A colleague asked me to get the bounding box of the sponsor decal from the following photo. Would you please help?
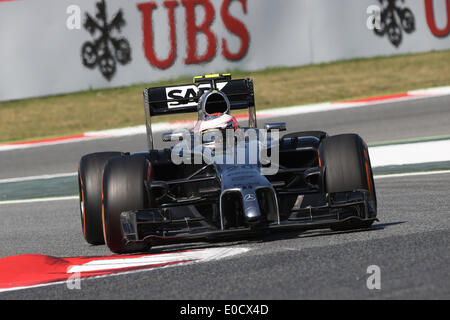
[244,194,256,202]
[81,0,132,80]
[165,82,228,109]
[373,0,415,47]
[167,85,199,109]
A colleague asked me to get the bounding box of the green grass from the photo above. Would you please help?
[1,50,450,143]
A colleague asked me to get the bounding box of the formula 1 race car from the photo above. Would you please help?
[78,74,377,253]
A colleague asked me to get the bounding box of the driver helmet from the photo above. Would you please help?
[195,113,238,135]
[194,89,238,143]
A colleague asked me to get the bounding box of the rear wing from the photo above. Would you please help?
[143,78,255,116]
[143,77,257,150]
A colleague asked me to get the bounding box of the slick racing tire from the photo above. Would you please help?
[78,152,123,245]
[319,134,377,231]
[102,155,151,254]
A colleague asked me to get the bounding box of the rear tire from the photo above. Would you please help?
[78,152,123,245]
[102,155,151,253]
[319,134,377,231]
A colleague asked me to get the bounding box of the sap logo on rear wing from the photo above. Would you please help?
[166,85,198,109]
[165,83,228,109]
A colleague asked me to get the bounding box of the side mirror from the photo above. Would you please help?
[264,122,286,132]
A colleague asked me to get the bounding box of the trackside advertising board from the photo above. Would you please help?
[0,0,449,101]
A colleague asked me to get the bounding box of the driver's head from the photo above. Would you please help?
[196,113,238,136]
[194,89,238,144]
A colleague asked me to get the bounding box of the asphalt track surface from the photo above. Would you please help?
[0,95,449,299]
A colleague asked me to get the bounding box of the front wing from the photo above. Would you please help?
[119,191,377,248]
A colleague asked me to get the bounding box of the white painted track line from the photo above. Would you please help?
[0,172,77,184]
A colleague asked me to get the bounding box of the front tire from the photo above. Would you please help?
[102,155,151,253]
[319,134,377,231]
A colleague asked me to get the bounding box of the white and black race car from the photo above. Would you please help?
[78,74,377,253]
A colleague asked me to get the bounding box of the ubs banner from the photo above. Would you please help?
[0,0,449,101]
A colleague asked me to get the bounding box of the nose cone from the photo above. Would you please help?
[242,192,261,223]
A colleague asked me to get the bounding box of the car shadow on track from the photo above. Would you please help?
[144,221,407,254]
[148,241,250,254]
[259,221,407,242]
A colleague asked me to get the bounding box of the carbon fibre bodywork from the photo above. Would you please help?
[83,74,377,252]
[118,133,377,249]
